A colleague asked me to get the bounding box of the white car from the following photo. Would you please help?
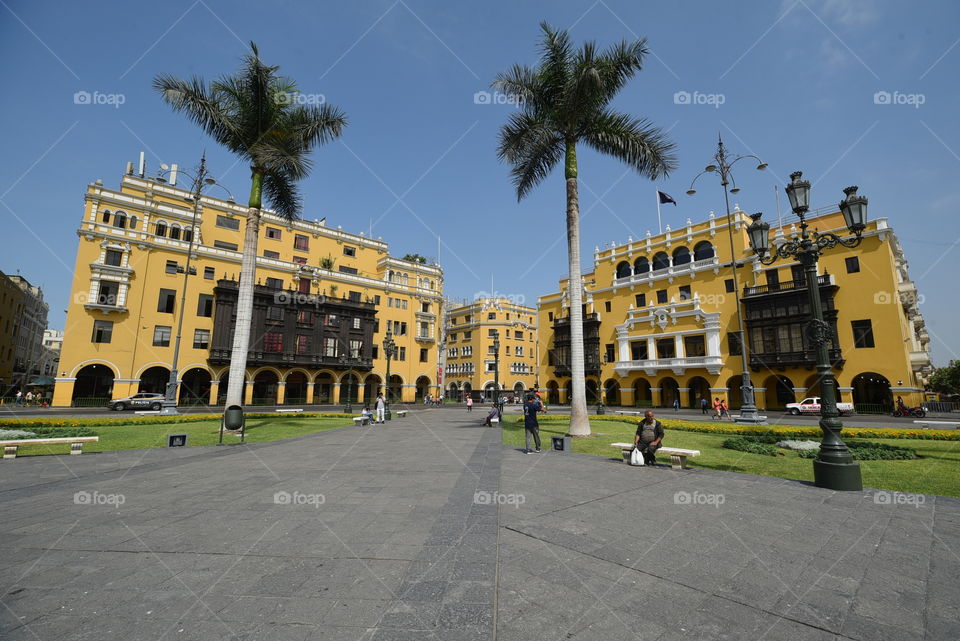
[785,397,855,416]
[108,393,165,411]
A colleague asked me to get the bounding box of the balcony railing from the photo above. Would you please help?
[743,274,831,297]
[613,355,724,375]
[209,348,373,370]
[613,256,720,286]
[748,349,843,370]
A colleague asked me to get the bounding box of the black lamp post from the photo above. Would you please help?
[746,171,867,491]
[687,135,769,424]
[382,326,396,420]
[492,330,501,410]
[338,353,356,414]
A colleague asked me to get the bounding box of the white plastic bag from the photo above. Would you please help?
[630,447,645,466]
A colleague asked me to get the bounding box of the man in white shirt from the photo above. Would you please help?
[375,393,386,424]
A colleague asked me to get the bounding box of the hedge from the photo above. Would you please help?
[0,412,355,429]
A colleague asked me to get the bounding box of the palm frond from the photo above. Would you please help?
[581,109,677,179]
[152,75,235,144]
[262,170,301,219]
[497,112,563,200]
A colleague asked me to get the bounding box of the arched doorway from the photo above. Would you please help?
[660,377,679,408]
[365,375,383,405]
[252,370,279,405]
[315,373,334,404]
[687,376,710,409]
[851,372,892,413]
[483,382,498,402]
[285,371,308,405]
[763,375,795,410]
[694,240,715,261]
[725,375,742,409]
[340,373,360,403]
[803,373,843,404]
[415,376,430,401]
[513,382,525,400]
[72,364,114,405]
[603,379,620,405]
[217,373,229,405]
[632,378,652,407]
[387,375,403,404]
[448,382,460,401]
[138,366,170,394]
[585,379,599,404]
[616,261,631,279]
[652,251,669,271]
[546,380,559,405]
[179,368,211,405]
[462,382,473,402]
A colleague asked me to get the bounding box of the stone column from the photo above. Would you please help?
[244,381,254,405]
[276,381,286,405]
[52,377,76,407]
[650,387,662,407]
[208,380,219,406]
[305,382,315,405]
[753,387,766,410]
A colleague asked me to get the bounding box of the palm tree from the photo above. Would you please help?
[155,43,347,407]
[494,23,676,437]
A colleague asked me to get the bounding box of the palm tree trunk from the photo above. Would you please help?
[564,141,591,437]
[225,170,263,406]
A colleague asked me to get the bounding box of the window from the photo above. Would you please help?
[605,301,611,312]
[372,345,379,359]
[516,345,524,356]
[193,329,210,350]
[197,294,213,318]
[515,331,524,339]
[349,291,361,303]
[635,293,646,307]
[845,257,860,274]
[298,278,310,294]
[182,228,192,242]
[339,266,358,275]
[97,282,118,305]
[630,341,647,360]
[263,332,283,353]
[724,279,735,293]
[91,320,113,343]
[373,295,381,305]
[421,302,431,313]
[155,221,167,237]
[353,317,361,329]
[464,315,472,323]
[113,212,127,229]
[101,210,111,223]
[679,285,692,300]
[165,260,178,274]
[293,256,307,265]
[169,226,181,240]
[605,343,615,362]
[464,331,472,339]
[104,250,123,267]
[214,240,238,251]
[266,306,284,321]
[297,310,313,325]
[343,245,356,257]
[488,312,496,320]
[765,269,780,288]
[656,289,667,304]
[265,227,282,240]
[152,325,172,347]
[684,335,706,357]
[265,277,283,290]
[488,329,497,337]
[158,289,176,313]
[323,337,338,357]
[791,264,806,284]
[349,340,363,359]
[728,331,743,356]
[656,338,675,359]
[295,234,309,251]
[203,266,215,280]
[216,215,239,230]
[263,250,280,259]
[852,320,875,348]
[398,346,406,361]
[296,335,311,355]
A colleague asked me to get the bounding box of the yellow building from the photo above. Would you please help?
[443,298,538,402]
[537,208,932,412]
[0,271,25,391]
[54,160,444,407]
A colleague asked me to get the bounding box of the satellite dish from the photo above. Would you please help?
[160,163,169,170]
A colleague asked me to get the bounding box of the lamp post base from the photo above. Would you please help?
[813,459,863,491]
[157,402,180,416]
[734,407,768,425]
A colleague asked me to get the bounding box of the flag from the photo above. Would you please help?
[657,190,677,206]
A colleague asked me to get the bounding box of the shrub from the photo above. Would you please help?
[0,426,98,439]
[0,412,354,429]
[797,440,917,460]
[777,440,821,451]
[722,437,780,456]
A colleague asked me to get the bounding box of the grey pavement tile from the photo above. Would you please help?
[840,612,924,641]
[322,598,392,627]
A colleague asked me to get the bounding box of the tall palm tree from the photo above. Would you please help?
[495,23,676,437]
[155,43,347,407]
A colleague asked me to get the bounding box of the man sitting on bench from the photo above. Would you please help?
[634,410,664,465]
[483,404,501,427]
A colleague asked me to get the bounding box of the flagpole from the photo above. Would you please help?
[656,190,662,234]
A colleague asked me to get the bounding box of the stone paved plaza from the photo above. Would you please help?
[1,411,958,640]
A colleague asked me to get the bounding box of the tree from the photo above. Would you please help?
[494,23,676,436]
[155,43,347,407]
[402,253,428,264]
[929,361,960,396]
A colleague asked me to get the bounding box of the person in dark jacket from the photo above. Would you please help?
[523,393,543,454]
[633,410,664,465]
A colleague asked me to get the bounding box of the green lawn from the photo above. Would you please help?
[8,416,352,457]
[504,419,960,498]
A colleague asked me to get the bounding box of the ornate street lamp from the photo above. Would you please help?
[492,330,501,410]
[746,171,867,491]
[156,154,234,415]
[382,326,396,420]
[338,352,356,414]
[687,135,769,424]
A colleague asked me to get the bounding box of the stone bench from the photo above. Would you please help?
[276,408,303,413]
[615,410,643,416]
[353,416,371,426]
[914,420,959,429]
[2,436,100,459]
[395,410,407,418]
[610,442,701,470]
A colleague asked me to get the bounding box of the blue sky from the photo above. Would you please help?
[1,0,958,366]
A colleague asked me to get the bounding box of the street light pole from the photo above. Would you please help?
[746,171,867,491]
[492,330,501,410]
[382,326,396,420]
[687,136,769,424]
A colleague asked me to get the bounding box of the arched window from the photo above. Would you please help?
[615,261,631,279]
[169,225,181,241]
[183,227,193,243]
[694,241,715,261]
[113,211,127,229]
[155,221,167,237]
[101,209,111,223]
[128,215,138,230]
[672,246,691,266]
[634,257,649,274]
[652,251,670,271]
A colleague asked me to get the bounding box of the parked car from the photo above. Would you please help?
[785,397,855,416]
[108,393,165,411]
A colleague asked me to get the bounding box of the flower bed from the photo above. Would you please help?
[0,412,354,429]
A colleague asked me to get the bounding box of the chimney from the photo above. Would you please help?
[137,151,145,178]
[169,163,178,186]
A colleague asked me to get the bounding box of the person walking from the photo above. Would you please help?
[466,396,473,412]
[14,390,22,406]
[672,396,680,412]
[633,410,665,465]
[700,397,708,415]
[375,393,386,424]
[712,397,722,420]
[720,399,730,419]
[523,393,543,454]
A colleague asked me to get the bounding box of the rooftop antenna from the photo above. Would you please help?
[775,183,783,231]
[138,151,145,178]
